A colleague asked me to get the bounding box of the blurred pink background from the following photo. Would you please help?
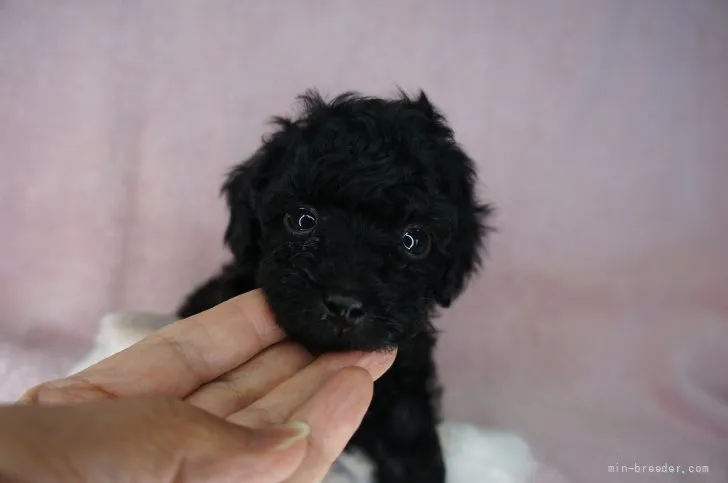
[1,1,727,481]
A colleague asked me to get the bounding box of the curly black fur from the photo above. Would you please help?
[177,89,491,483]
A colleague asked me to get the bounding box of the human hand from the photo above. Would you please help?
[8,289,397,482]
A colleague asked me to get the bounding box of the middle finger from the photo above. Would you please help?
[185,341,314,417]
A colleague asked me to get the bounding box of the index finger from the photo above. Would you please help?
[22,289,286,403]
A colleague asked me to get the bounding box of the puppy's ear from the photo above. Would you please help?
[436,203,491,307]
[222,161,261,266]
[434,151,493,307]
[222,120,295,267]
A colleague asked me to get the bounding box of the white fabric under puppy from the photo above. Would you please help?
[68,312,537,483]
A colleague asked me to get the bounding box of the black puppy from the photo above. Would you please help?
[177,89,490,483]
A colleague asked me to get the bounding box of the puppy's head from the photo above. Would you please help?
[223,90,491,353]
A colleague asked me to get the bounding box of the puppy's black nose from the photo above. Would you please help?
[323,292,365,325]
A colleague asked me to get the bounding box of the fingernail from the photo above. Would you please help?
[16,394,34,405]
[16,386,41,405]
[357,349,397,375]
[250,421,310,452]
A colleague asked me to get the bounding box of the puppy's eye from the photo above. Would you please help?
[401,227,430,258]
[285,207,317,234]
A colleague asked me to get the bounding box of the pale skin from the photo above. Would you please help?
[0,289,397,483]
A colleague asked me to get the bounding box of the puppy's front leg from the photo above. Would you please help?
[369,399,445,483]
[176,263,255,318]
[350,335,445,483]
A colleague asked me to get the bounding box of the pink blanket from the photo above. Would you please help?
[1,2,726,481]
